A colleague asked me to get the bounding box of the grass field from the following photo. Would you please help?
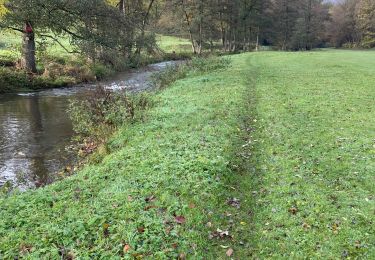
[246,50,375,258]
[156,35,192,54]
[0,50,374,258]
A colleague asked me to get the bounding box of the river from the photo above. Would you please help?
[0,61,178,190]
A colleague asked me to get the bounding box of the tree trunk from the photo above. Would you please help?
[21,22,37,73]
[119,0,125,14]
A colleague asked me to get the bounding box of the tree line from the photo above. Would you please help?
[0,0,374,72]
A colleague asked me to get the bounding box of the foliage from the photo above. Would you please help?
[68,86,153,141]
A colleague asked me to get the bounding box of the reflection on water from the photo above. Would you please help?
[0,61,180,190]
[0,94,75,189]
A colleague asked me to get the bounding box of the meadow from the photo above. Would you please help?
[0,50,374,258]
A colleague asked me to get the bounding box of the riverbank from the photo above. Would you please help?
[1,50,374,258]
[0,32,192,94]
[0,53,191,94]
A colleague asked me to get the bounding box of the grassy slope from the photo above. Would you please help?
[0,50,374,259]
[0,54,250,258]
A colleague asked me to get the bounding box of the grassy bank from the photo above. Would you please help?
[0,54,248,258]
[0,50,374,258]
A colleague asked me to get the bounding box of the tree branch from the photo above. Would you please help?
[39,34,80,54]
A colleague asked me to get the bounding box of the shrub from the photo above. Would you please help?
[89,63,114,80]
[0,68,29,93]
[68,86,152,141]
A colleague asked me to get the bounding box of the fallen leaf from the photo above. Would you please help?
[127,195,134,202]
[227,198,240,208]
[175,216,186,224]
[178,253,186,259]
[145,195,156,203]
[144,205,157,211]
[123,244,131,253]
[103,223,110,237]
[226,248,234,257]
[211,228,232,239]
[302,222,311,229]
[189,203,196,208]
[288,206,298,215]
[137,226,145,233]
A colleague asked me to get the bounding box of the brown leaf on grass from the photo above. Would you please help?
[137,226,145,233]
[103,223,110,237]
[178,253,186,259]
[19,244,33,254]
[226,248,234,257]
[127,195,134,202]
[227,198,240,208]
[302,222,311,229]
[145,195,156,203]
[144,205,157,211]
[189,203,196,209]
[123,244,131,253]
[175,216,186,224]
[211,228,232,239]
[288,206,298,215]
[332,222,340,234]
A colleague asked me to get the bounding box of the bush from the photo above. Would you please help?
[0,68,29,93]
[68,86,152,141]
[89,63,114,80]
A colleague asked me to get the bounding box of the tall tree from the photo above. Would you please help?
[356,0,375,48]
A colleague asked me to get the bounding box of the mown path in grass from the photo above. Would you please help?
[0,51,374,259]
[245,50,375,258]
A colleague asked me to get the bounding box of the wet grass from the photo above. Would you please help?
[0,50,374,258]
[244,50,375,258]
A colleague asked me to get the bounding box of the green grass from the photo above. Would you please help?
[246,50,375,258]
[0,30,73,59]
[0,50,374,258]
[156,35,192,54]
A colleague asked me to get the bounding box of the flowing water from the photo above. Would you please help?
[0,61,179,190]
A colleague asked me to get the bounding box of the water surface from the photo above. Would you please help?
[0,61,178,189]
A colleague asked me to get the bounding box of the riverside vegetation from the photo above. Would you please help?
[0,50,374,258]
[0,32,191,93]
